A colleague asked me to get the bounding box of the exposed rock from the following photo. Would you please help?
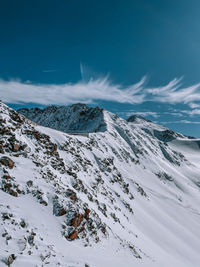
[7,254,16,266]
[77,214,84,226]
[28,232,36,246]
[34,131,41,140]
[0,143,4,154]
[20,219,27,228]
[3,175,11,180]
[26,180,33,187]
[78,222,86,233]
[71,213,84,228]
[12,143,19,152]
[84,209,91,219]
[68,231,78,240]
[70,194,77,201]
[57,208,67,216]
[0,156,14,169]
[70,214,77,226]
[9,189,18,197]
[65,189,77,201]
[40,200,48,206]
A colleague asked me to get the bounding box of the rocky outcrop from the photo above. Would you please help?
[57,208,67,216]
[0,156,14,168]
[7,254,16,266]
[68,231,78,240]
[71,213,84,228]
[0,143,4,154]
[12,143,19,152]
[84,209,90,219]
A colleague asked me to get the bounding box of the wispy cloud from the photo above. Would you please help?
[0,77,146,105]
[162,120,200,125]
[146,78,200,104]
[180,109,200,116]
[0,76,200,107]
[187,109,200,115]
[189,103,200,109]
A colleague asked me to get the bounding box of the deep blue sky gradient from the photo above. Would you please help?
[1,0,200,136]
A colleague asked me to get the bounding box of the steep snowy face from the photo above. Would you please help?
[1,101,200,267]
[18,103,107,133]
[127,114,185,142]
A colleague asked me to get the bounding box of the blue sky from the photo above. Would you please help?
[1,0,200,137]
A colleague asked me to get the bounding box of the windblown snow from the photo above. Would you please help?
[0,101,200,267]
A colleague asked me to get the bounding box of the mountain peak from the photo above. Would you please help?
[18,103,107,133]
[127,114,152,123]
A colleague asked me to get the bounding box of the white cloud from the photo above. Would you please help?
[0,77,146,105]
[162,120,200,124]
[0,76,200,107]
[189,103,200,109]
[181,109,200,116]
[146,78,200,104]
[188,109,200,115]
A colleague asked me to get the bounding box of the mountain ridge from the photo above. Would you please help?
[1,101,200,267]
[18,103,107,134]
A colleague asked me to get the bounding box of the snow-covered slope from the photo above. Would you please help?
[1,101,200,267]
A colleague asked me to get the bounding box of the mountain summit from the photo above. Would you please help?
[1,101,200,267]
[18,104,107,133]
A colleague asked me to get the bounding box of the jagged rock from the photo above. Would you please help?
[26,180,33,187]
[2,182,18,197]
[84,209,90,219]
[70,194,77,201]
[3,175,11,180]
[68,231,78,240]
[65,189,77,201]
[34,131,41,140]
[20,219,27,228]
[3,183,12,191]
[28,232,36,246]
[70,214,77,226]
[12,143,19,152]
[78,221,86,233]
[40,200,48,206]
[77,214,84,226]
[2,212,10,220]
[9,189,18,197]
[7,254,16,266]
[0,156,14,168]
[57,208,67,216]
[71,213,84,228]
[0,127,11,135]
[0,144,4,153]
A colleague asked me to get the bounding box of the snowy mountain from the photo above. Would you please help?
[1,101,200,267]
[18,104,106,133]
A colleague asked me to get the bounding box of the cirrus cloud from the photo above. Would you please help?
[0,76,200,107]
